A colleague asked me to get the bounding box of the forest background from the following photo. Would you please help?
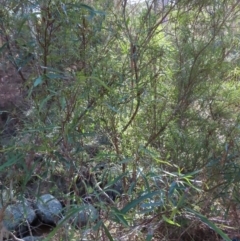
[1,0,240,240]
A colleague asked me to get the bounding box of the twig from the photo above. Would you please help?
[90,173,115,205]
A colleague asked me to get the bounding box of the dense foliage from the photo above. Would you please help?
[1,0,240,240]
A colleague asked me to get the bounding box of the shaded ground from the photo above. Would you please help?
[0,64,25,109]
[0,61,31,145]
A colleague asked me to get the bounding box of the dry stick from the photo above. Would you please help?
[121,0,142,185]
[9,232,25,241]
[0,225,24,241]
[25,220,34,240]
[141,1,176,51]
[0,202,9,241]
[0,227,10,241]
[9,232,41,241]
[55,77,114,147]
[90,173,115,205]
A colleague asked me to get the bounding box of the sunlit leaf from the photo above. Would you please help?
[162,215,180,227]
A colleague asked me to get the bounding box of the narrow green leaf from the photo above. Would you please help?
[27,86,34,98]
[121,191,159,214]
[0,43,7,53]
[33,76,43,87]
[152,156,173,166]
[110,207,128,226]
[39,95,53,111]
[60,97,66,110]
[105,103,119,113]
[140,200,164,214]
[181,169,201,178]
[104,172,127,189]
[119,157,133,164]
[91,76,111,91]
[0,157,18,171]
[139,146,172,166]
[162,215,180,227]
[102,223,114,241]
[187,208,231,241]
[176,192,186,209]
[138,168,151,192]
[168,181,177,196]
[146,234,153,241]
[93,220,102,231]
[46,73,63,79]
[169,206,180,220]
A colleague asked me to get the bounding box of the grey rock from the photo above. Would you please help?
[22,236,43,241]
[105,179,123,201]
[3,200,36,231]
[69,204,99,228]
[95,134,111,146]
[35,194,62,225]
[96,164,124,201]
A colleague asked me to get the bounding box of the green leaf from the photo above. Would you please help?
[121,191,159,214]
[139,146,172,166]
[16,15,28,34]
[104,172,127,189]
[76,74,111,91]
[186,208,231,241]
[105,103,119,113]
[162,215,180,227]
[91,76,111,91]
[0,42,7,53]
[110,207,128,226]
[33,76,43,87]
[169,206,180,220]
[138,168,151,193]
[102,222,114,241]
[39,95,53,111]
[146,234,153,241]
[168,181,177,196]
[0,156,19,171]
[60,97,66,110]
[46,73,63,79]
[140,200,164,212]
